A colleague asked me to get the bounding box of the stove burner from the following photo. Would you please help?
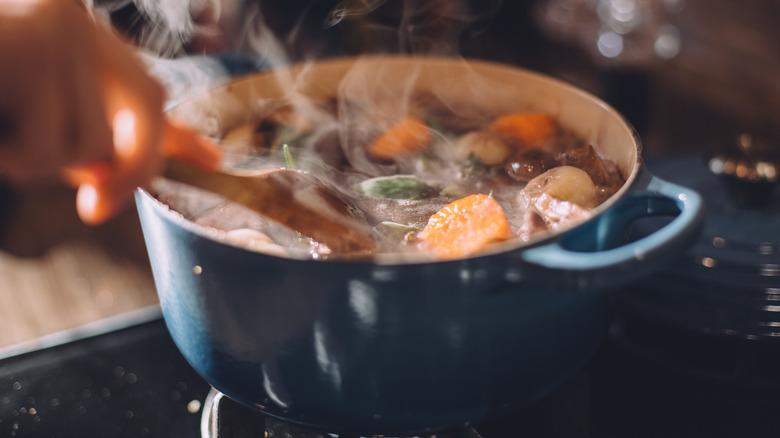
[201,388,484,438]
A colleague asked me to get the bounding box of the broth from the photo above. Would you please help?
[156,93,625,260]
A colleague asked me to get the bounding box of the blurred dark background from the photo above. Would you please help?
[341,0,780,158]
[173,0,780,157]
[110,0,780,158]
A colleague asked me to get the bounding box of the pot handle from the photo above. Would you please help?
[520,168,705,287]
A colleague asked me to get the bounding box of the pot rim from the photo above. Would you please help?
[143,55,644,266]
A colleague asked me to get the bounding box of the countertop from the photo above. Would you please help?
[0,183,158,349]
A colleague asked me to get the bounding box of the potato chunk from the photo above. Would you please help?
[520,166,598,209]
[454,131,511,165]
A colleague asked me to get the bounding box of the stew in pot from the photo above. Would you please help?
[155,93,625,260]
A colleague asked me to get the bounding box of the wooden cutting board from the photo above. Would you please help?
[0,184,159,349]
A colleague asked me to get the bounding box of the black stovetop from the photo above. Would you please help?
[0,314,208,438]
[3,307,780,438]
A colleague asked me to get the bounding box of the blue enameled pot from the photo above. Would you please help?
[135,56,704,436]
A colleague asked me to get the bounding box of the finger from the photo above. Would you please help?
[59,25,116,189]
[68,35,114,167]
[62,161,113,188]
[95,31,166,173]
[74,182,103,225]
[1,5,114,185]
[75,107,159,224]
[74,180,127,225]
[72,109,139,224]
[74,31,166,224]
[0,1,89,183]
[7,67,71,183]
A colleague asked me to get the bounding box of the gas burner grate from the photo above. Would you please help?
[201,388,483,438]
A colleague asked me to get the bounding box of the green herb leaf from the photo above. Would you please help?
[283,144,296,170]
[461,153,486,177]
[355,175,439,200]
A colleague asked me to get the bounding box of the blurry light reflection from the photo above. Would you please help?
[548,3,576,24]
[760,264,780,277]
[459,268,471,283]
[537,0,684,64]
[261,364,290,409]
[313,322,342,393]
[610,0,638,23]
[654,25,681,59]
[348,280,378,328]
[187,399,202,414]
[736,163,749,178]
[700,257,716,268]
[756,162,777,181]
[598,31,624,57]
[709,159,725,174]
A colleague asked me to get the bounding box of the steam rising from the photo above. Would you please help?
[325,0,388,28]
[235,0,505,61]
[118,0,505,62]
[123,0,508,106]
[216,0,510,175]
[131,0,204,56]
[143,0,527,257]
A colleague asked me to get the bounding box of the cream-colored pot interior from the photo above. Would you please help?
[167,55,642,256]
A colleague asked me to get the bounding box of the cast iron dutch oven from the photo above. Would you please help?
[135,56,704,436]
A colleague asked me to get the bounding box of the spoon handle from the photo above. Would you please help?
[163,159,377,255]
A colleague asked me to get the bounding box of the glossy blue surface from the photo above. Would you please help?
[134,165,703,435]
[523,168,705,286]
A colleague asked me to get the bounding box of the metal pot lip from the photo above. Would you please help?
[143,55,644,267]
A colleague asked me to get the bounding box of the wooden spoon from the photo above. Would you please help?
[163,159,377,255]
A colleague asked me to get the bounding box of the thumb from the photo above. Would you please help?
[67,117,224,225]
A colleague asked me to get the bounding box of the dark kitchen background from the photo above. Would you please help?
[1,1,779,437]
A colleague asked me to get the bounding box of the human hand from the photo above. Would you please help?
[0,0,221,224]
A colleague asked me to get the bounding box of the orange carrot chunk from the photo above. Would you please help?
[367,115,432,160]
[490,113,557,149]
[417,193,511,260]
